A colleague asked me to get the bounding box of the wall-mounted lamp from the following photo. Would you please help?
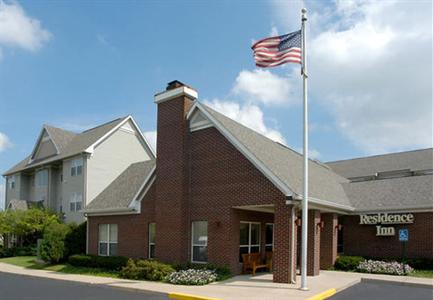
[317,220,325,229]
[336,224,343,231]
[295,218,302,226]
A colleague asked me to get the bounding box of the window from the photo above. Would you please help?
[265,223,274,252]
[71,158,83,177]
[36,169,48,186]
[9,175,15,189]
[98,224,118,256]
[148,223,156,259]
[192,221,208,263]
[69,193,83,212]
[239,222,261,262]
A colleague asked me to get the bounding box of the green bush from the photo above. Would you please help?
[0,246,37,258]
[63,222,86,259]
[68,254,128,271]
[403,258,433,270]
[120,259,175,281]
[172,262,231,281]
[39,222,70,263]
[334,256,365,271]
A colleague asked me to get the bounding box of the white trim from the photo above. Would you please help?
[190,123,214,132]
[352,206,433,214]
[84,207,137,216]
[128,166,156,210]
[154,86,198,104]
[84,116,155,158]
[191,220,208,263]
[188,102,293,196]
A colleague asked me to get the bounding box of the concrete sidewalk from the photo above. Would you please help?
[0,262,431,300]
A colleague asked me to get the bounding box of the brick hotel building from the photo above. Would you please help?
[84,81,433,283]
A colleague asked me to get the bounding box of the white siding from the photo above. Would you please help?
[86,120,151,206]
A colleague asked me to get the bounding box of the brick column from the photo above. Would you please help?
[320,213,338,270]
[273,202,296,283]
[307,210,321,276]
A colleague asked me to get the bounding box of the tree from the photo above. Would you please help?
[39,221,70,263]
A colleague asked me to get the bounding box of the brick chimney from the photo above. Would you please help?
[153,80,197,263]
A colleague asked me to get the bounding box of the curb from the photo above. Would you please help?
[361,278,433,289]
[306,288,336,300]
[168,293,222,300]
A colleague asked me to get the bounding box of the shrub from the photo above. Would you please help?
[172,262,231,281]
[357,259,413,275]
[68,254,128,271]
[403,258,433,270]
[63,222,86,259]
[68,254,128,270]
[334,256,365,271]
[120,259,175,281]
[167,269,218,285]
[39,222,70,263]
[0,245,37,258]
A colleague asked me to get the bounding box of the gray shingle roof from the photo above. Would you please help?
[85,160,155,211]
[341,174,433,211]
[326,148,433,179]
[200,103,353,209]
[3,117,128,176]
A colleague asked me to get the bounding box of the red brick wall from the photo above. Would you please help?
[307,210,321,276]
[87,183,156,258]
[320,213,338,269]
[188,127,288,276]
[154,96,194,263]
[341,212,433,259]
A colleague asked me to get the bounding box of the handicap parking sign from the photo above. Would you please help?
[399,229,409,242]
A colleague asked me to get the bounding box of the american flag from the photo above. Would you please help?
[252,30,302,68]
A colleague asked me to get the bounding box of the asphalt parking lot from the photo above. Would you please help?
[0,272,167,300]
[329,281,433,300]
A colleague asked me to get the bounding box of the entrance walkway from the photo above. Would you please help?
[0,263,431,300]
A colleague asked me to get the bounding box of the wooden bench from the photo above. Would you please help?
[241,252,273,275]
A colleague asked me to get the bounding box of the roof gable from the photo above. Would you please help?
[188,101,353,211]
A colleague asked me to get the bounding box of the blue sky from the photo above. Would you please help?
[0,0,432,208]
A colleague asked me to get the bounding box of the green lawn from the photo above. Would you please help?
[409,269,433,278]
[0,256,120,278]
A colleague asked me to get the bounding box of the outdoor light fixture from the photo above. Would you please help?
[336,224,343,231]
[317,221,325,229]
[295,218,302,226]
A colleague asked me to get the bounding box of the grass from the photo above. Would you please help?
[409,269,433,278]
[0,256,120,278]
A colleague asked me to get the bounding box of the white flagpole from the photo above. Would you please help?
[300,7,309,291]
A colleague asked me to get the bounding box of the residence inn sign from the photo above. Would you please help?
[359,213,414,236]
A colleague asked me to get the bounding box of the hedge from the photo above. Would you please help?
[68,254,128,270]
[0,246,37,258]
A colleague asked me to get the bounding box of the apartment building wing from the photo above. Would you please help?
[3,116,154,223]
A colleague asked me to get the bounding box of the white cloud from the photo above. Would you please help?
[204,99,286,144]
[0,132,12,152]
[0,0,51,53]
[232,69,296,105]
[271,0,433,154]
[144,130,157,152]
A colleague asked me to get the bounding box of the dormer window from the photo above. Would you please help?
[71,158,83,177]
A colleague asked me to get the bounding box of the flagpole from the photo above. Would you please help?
[300,7,309,291]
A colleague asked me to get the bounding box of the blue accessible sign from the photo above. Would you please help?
[399,229,409,242]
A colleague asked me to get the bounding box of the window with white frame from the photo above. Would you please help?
[36,169,48,186]
[69,193,83,212]
[192,221,208,263]
[148,223,156,259]
[70,158,83,177]
[239,222,261,262]
[265,223,274,252]
[8,175,15,189]
[98,224,118,256]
